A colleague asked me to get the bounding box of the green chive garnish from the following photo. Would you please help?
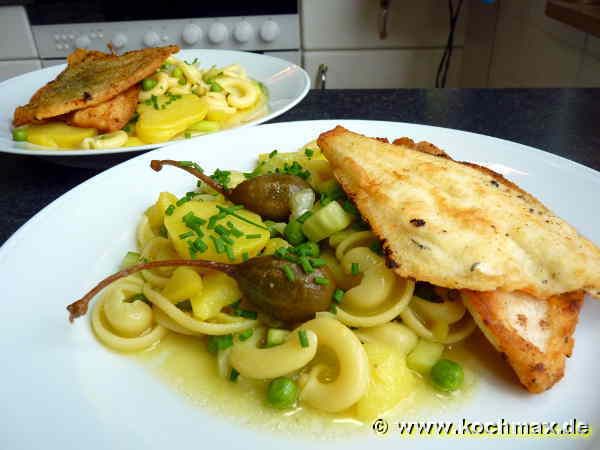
[210,236,225,253]
[159,224,168,237]
[193,238,208,252]
[269,149,278,158]
[351,262,360,276]
[176,196,190,206]
[245,233,262,239]
[310,258,327,268]
[333,288,344,304]
[179,231,194,239]
[226,221,244,237]
[229,368,240,382]
[304,148,314,158]
[314,276,329,285]
[299,257,314,274]
[329,303,338,314]
[238,329,253,341]
[224,244,235,261]
[165,204,175,216]
[298,330,309,348]
[296,211,313,224]
[214,224,230,236]
[242,252,249,262]
[282,265,295,282]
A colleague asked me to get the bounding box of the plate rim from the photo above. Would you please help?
[0,49,310,157]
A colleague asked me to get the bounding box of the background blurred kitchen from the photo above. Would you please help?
[0,0,598,88]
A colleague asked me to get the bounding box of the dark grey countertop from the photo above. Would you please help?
[1,88,599,246]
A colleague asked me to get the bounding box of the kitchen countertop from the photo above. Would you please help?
[1,88,599,246]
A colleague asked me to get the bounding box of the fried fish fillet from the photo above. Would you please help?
[317,126,600,300]
[64,84,140,132]
[462,290,582,392]
[13,45,178,126]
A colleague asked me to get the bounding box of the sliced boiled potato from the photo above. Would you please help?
[145,192,178,231]
[123,136,146,147]
[162,267,203,303]
[136,94,208,143]
[190,271,241,320]
[163,200,269,264]
[354,342,415,421]
[26,122,97,149]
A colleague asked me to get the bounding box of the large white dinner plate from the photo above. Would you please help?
[0,49,309,156]
[0,120,598,450]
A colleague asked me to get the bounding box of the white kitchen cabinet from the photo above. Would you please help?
[301,0,467,49]
[304,49,463,89]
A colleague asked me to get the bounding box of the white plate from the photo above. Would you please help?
[0,120,598,450]
[0,49,309,156]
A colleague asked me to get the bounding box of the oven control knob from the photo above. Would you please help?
[75,35,91,49]
[182,24,202,45]
[208,22,228,44]
[111,33,128,49]
[143,31,160,47]
[233,21,253,43]
[259,20,280,42]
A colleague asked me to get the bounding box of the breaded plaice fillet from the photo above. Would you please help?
[462,290,582,393]
[13,45,178,126]
[317,126,600,300]
[65,84,140,133]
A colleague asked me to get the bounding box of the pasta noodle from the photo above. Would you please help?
[298,317,370,413]
[230,327,318,379]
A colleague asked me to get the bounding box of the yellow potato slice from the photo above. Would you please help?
[26,122,97,149]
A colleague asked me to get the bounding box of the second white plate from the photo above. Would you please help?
[0,49,310,157]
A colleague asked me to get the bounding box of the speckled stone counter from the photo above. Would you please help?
[1,88,599,245]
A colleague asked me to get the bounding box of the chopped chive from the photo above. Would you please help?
[269,149,278,158]
[238,329,254,341]
[281,265,295,282]
[210,236,225,253]
[226,221,244,237]
[238,309,258,319]
[314,276,329,286]
[187,241,198,259]
[342,199,359,215]
[151,95,159,110]
[207,334,233,353]
[185,191,198,199]
[193,238,208,252]
[197,180,203,188]
[176,196,190,206]
[165,204,175,216]
[298,330,309,348]
[229,368,240,382]
[245,233,262,239]
[224,244,235,261]
[304,148,314,158]
[158,224,168,237]
[310,258,327,268]
[296,211,313,224]
[214,224,230,236]
[351,262,360,276]
[299,256,314,274]
[208,211,228,229]
[216,205,269,230]
[329,303,338,314]
[184,131,192,139]
[220,234,234,245]
[332,288,344,304]
[182,212,206,226]
[242,252,249,262]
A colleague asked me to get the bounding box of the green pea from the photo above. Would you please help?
[171,66,183,78]
[284,219,306,246]
[430,359,464,392]
[12,127,27,142]
[267,377,298,409]
[142,78,158,91]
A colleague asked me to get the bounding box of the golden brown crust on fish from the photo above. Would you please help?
[65,84,139,132]
[13,45,178,126]
[462,290,582,393]
[317,126,600,299]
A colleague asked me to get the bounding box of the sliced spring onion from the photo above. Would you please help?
[351,262,360,276]
[301,201,353,242]
[165,204,175,216]
[314,276,329,286]
[332,288,344,304]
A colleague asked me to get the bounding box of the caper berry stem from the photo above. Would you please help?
[67,258,234,322]
[150,159,230,196]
